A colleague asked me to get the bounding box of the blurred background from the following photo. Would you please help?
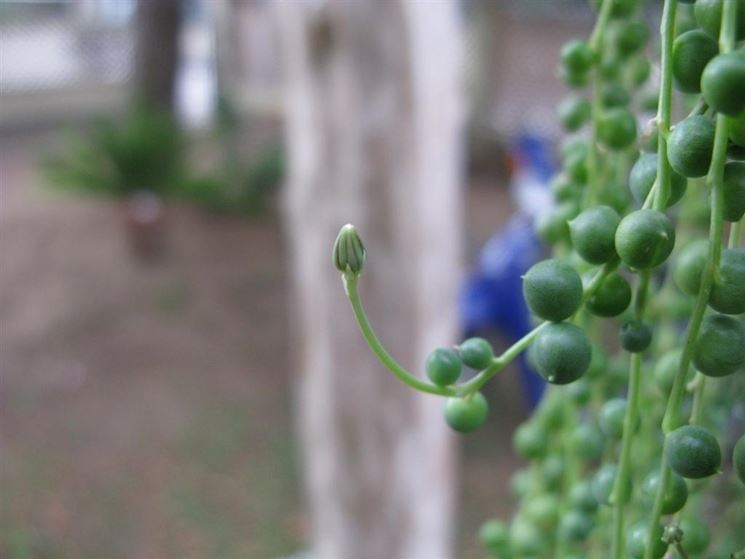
[0,1,637,558]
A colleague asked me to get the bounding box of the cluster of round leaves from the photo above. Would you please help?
[668,115,716,178]
[522,260,592,385]
[629,153,687,207]
[471,2,745,557]
[427,338,494,433]
[333,3,745,558]
[671,240,745,379]
[615,209,676,270]
[674,243,745,316]
[668,2,745,231]
[558,0,647,153]
[527,195,677,383]
[502,393,613,557]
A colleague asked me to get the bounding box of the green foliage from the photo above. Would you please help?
[672,29,719,93]
[667,115,716,178]
[425,348,462,386]
[627,522,668,559]
[522,259,583,321]
[701,52,745,116]
[585,271,632,317]
[443,393,488,433]
[619,319,653,353]
[44,106,184,197]
[178,145,284,215]
[629,153,687,207]
[44,105,284,216]
[459,337,495,370]
[598,107,638,149]
[513,421,549,461]
[641,471,688,515]
[734,434,745,485]
[532,323,592,385]
[569,205,621,264]
[693,314,745,376]
[665,425,722,479]
[335,1,745,557]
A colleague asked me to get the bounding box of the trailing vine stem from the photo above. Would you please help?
[730,218,744,247]
[642,0,679,212]
[686,98,708,119]
[661,0,735,436]
[644,2,736,558]
[674,542,690,559]
[653,0,677,211]
[685,204,740,424]
[610,271,650,559]
[634,1,680,556]
[343,273,457,397]
[329,0,745,552]
[685,202,742,426]
[456,322,547,397]
[554,395,580,559]
[584,0,616,208]
[688,372,707,425]
[341,257,619,399]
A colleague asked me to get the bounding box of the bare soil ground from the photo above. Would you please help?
[1,133,531,559]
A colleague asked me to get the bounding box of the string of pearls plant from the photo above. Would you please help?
[333,0,745,557]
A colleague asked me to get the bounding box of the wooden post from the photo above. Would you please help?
[134,0,182,112]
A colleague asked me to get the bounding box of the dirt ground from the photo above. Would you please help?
[0,132,531,559]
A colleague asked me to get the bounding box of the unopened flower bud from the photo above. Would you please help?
[333,224,366,275]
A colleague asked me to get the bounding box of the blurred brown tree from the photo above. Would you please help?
[135,0,183,112]
[278,2,465,558]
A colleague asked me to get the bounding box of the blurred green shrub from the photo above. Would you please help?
[45,106,185,198]
[179,145,284,215]
[44,105,284,215]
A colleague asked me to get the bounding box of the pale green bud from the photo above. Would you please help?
[332,224,366,275]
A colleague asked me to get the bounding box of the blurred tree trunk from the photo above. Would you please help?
[134,0,182,112]
[278,2,464,558]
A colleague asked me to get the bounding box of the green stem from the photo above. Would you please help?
[634,271,651,316]
[661,107,728,434]
[584,0,615,208]
[729,219,743,248]
[688,373,706,425]
[661,269,712,432]
[661,0,735,429]
[645,4,735,558]
[585,80,603,208]
[686,98,707,119]
[610,503,625,559]
[589,0,615,49]
[644,459,672,559]
[648,89,728,559]
[654,0,677,211]
[457,322,548,396]
[610,272,649,559]
[717,0,738,52]
[344,274,457,397]
[613,354,643,495]
[639,0,680,212]
[584,258,620,297]
[674,542,691,559]
[555,396,579,559]
[343,258,618,399]
[642,181,657,209]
